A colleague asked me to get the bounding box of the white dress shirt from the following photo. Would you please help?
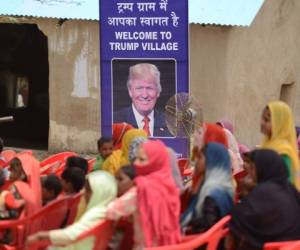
[132,104,154,136]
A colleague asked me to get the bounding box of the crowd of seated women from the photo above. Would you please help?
[0,100,299,250]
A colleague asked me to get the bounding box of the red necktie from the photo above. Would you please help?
[143,116,151,136]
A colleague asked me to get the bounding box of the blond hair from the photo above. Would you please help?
[127,63,161,92]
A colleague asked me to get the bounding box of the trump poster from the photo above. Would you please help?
[100,0,189,157]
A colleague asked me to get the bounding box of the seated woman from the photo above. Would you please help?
[112,122,134,150]
[260,101,300,189]
[102,129,147,176]
[181,143,234,234]
[26,171,117,250]
[128,136,183,192]
[9,154,42,210]
[107,140,181,249]
[230,149,300,250]
[0,169,24,220]
[0,153,42,243]
[109,165,136,250]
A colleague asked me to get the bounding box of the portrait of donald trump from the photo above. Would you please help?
[113,59,175,137]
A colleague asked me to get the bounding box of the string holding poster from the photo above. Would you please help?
[100,0,189,157]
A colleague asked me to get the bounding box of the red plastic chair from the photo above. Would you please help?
[54,162,66,177]
[145,215,231,250]
[40,152,78,168]
[0,194,80,250]
[88,158,96,173]
[40,152,78,175]
[29,220,114,250]
[177,158,191,177]
[1,150,17,161]
[0,150,17,167]
[264,241,300,250]
[233,169,247,181]
[17,150,33,156]
[63,193,82,226]
[40,161,62,175]
[282,241,300,250]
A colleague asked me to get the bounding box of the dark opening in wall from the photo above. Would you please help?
[280,81,295,106]
[0,23,49,149]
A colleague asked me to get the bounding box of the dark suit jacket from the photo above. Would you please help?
[114,106,172,137]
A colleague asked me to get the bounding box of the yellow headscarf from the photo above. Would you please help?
[102,129,147,175]
[261,101,300,190]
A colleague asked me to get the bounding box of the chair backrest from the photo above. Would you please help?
[0,195,74,248]
[88,158,96,173]
[40,161,62,175]
[17,150,33,156]
[54,162,66,177]
[1,150,17,166]
[145,215,231,250]
[76,220,114,250]
[281,241,300,250]
[40,152,78,168]
[29,220,114,250]
[39,197,70,232]
[233,169,247,181]
[63,192,82,226]
[177,158,189,176]
[264,241,300,250]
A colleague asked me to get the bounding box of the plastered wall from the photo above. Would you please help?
[2,0,300,152]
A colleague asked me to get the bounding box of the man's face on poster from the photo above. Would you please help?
[128,76,160,116]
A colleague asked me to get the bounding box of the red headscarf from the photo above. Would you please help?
[112,123,134,150]
[192,123,228,192]
[15,153,42,207]
[14,181,41,235]
[135,140,180,247]
[14,153,42,235]
[203,123,228,148]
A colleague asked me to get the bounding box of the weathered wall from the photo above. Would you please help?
[0,17,100,153]
[37,19,100,153]
[190,0,300,147]
[2,0,300,152]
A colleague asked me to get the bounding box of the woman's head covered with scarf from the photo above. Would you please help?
[247,149,288,184]
[261,101,300,189]
[102,128,147,175]
[192,123,229,191]
[230,149,300,249]
[181,143,234,227]
[134,140,180,247]
[120,129,147,166]
[112,122,134,150]
[47,171,117,250]
[193,123,228,152]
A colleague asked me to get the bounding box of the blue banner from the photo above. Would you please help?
[100,0,189,157]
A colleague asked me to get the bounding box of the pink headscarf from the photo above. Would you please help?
[16,153,42,206]
[13,153,42,235]
[216,119,235,134]
[135,140,181,247]
[239,144,250,155]
[14,181,41,235]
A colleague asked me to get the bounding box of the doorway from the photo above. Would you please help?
[0,23,49,149]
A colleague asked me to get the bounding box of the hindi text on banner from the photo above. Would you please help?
[136,2,156,12]
[117,2,134,13]
[140,17,169,26]
[108,17,137,26]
